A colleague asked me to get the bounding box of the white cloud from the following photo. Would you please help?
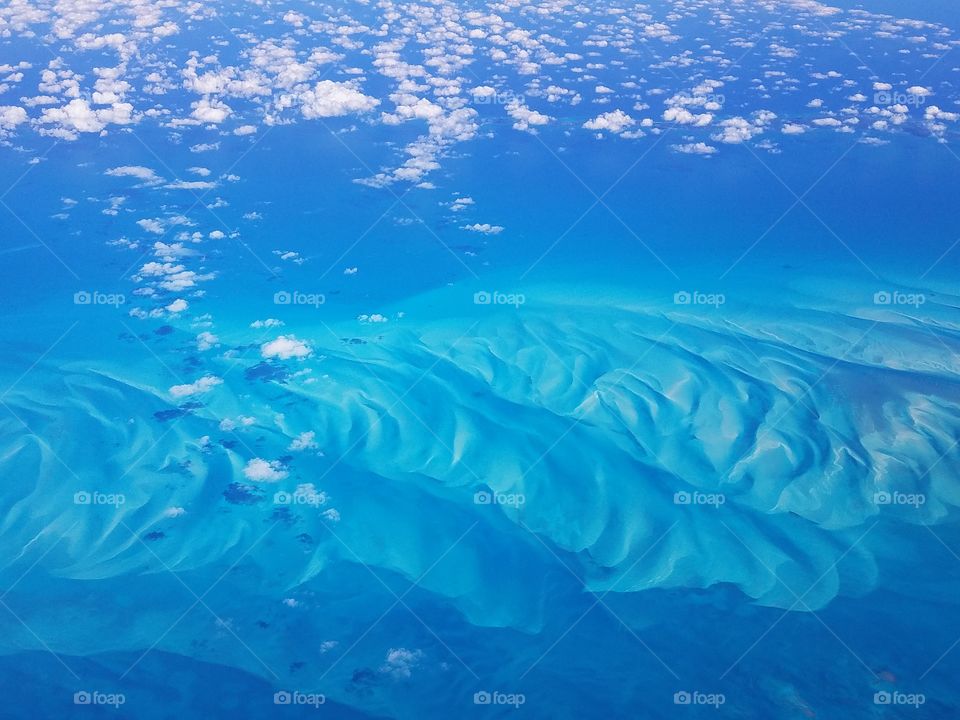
[251,318,284,328]
[461,223,504,235]
[261,335,312,360]
[196,331,218,351]
[379,648,423,679]
[583,109,635,134]
[300,80,379,118]
[190,98,232,124]
[163,180,218,190]
[663,107,713,126]
[0,105,28,133]
[39,98,135,138]
[357,313,388,324]
[673,142,717,155]
[242,458,288,482]
[505,100,551,131]
[105,165,160,184]
[169,375,222,398]
[137,218,164,234]
[289,431,318,451]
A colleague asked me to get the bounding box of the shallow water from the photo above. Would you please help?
[2,0,960,717]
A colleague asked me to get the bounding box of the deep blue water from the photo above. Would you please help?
[1,1,960,718]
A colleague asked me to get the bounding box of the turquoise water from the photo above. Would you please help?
[2,0,960,717]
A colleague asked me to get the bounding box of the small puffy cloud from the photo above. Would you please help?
[39,98,135,138]
[505,100,551,131]
[470,85,497,99]
[782,123,807,135]
[164,180,218,190]
[242,458,288,482]
[300,80,379,118]
[357,313,388,324]
[906,86,932,98]
[261,335,312,360]
[583,109,635,133]
[379,648,424,679]
[0,106,27,133]
[169,375,222,397]
[166,298,188,313]
[106,165,161,184]
[289,431,318,451]
[461,223,503,235]
[197,331,219,351]
[663,107,712,126]
[250,318,283,328]
[137,218,164,234]
[190,98,232,124]
[712,115,768,144]
[672,142,717,155]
